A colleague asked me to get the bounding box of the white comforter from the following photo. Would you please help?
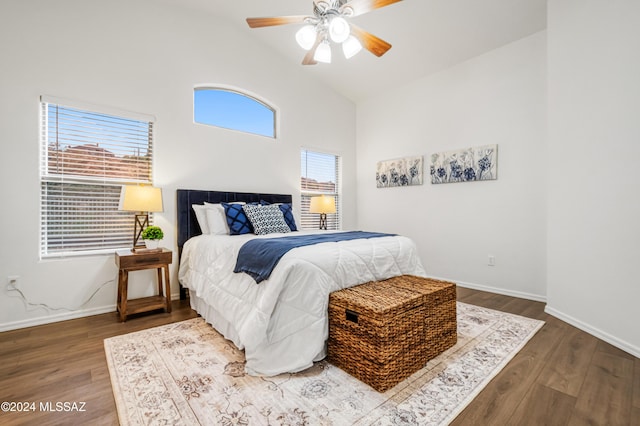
[178,230,426,376]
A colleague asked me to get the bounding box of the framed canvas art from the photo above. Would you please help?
[430,144,497,184]
[376,156,424,188]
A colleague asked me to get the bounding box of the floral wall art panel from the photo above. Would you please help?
[376,156,424,188]
[430,144,498,184]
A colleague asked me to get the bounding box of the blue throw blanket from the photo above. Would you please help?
[234,231,395,283]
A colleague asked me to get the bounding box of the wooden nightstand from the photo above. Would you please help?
[115,248,173,322]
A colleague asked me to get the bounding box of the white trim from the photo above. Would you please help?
[300,144,345,157]
[0,292,181,332]
[0,304,116,332]
[428,275,547,303]
[545,305,639,358]
[40,95,156,123]
[39,246,129,260]
[429,274,638,358]
[194,84,278,114]
[193,84,279,139]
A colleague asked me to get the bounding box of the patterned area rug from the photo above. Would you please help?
[104,302,543,425]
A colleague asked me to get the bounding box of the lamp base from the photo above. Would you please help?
[319,213,328,230]
[133,213,149,249]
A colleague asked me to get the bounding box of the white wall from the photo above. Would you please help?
[546,0,640,356]
[3,0,637,358]
[0,0,356,330]
[356,32,547,301]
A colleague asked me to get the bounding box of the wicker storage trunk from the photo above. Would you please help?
[389,275,458,360]
[327,275,457,392]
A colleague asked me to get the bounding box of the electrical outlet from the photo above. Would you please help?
[7,275,19,290]
[488,256,496,266]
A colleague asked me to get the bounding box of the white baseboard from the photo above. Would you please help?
[443,276,638,357]
[431,275,638,358]
[0,304,117,332]
[428,275,547,303]
[0,292,183,332]
[545,305,640,358]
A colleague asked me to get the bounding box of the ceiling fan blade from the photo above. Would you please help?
[246,16,309,28]
[302,34,323,65]
[341,0,402,17]
[350,23,392,57]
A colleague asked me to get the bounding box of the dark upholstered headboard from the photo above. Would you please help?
[176,189,293,299]
[176,189,293,251]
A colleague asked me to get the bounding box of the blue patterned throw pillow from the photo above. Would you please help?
[243,204,291,235]
[278,203,297,232]
[222,202,254,235]
[260,200,298,232]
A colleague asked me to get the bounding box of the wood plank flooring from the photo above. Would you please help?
[453,288,639,426]
[0,288,637,425]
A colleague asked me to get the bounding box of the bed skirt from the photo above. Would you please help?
[189,290,328,376]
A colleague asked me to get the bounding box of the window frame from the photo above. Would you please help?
[300,148,342,231]
[193,85,279,139]
[39,95,156,258]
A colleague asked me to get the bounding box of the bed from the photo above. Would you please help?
[177,189,426,376]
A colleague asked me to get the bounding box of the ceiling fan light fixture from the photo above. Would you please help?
[342,35,362,59]
[329,16,350,43]
[314,40,332,64]
[295,25,317,50]
[246,0,399,66]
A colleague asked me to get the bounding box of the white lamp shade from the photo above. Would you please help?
[329,17,350,43]
[309,195,336,214]
[314,41,332,64]
[119,185,163,212]
[295,25,316,50]
[342,35,362,59]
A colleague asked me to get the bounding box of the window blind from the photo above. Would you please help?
[300,149,341,230]
[40,99,154,257]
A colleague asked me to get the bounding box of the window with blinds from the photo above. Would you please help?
[300,149,341,230]
[39,96,154,257]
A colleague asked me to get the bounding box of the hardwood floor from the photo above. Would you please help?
[0,302,198,426]
[0,289,637,425]
[453,288,639,426]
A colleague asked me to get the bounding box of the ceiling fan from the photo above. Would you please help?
[246,0,402,65]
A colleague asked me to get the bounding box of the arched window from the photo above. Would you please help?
[194,87,277,138]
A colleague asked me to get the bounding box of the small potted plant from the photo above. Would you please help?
[141,225,164,249]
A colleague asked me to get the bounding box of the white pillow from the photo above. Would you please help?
[192,204,210,234]
[204,204,229,235]
[204,202,245,235]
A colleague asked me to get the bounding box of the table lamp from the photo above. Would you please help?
[309,195,336,230]
[118,185,163,250]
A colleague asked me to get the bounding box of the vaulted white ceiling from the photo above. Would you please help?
[168,0,546,102]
